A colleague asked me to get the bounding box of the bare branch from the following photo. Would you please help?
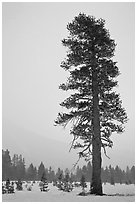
[71,157,81,171]
[102,143,110,159]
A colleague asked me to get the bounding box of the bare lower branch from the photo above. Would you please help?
[102,143,110,159]
[71,156,81,171]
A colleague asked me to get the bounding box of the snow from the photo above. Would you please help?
[2,182,135,202]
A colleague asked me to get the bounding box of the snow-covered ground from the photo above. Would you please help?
[2,182,135,202]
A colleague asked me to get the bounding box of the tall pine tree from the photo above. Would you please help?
[26,163,36,181]
[38,162,45,181]
[55,13,127,195]
[2,149,12,180]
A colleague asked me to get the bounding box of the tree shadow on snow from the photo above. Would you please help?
[78,192,135,197]
[106,193,135,197]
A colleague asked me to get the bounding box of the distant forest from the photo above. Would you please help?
[2,149,135,184]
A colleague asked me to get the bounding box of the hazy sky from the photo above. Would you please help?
[2,2,135,170]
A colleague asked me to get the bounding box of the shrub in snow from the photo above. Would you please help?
[27,184,32,191]
[16,179,23,191]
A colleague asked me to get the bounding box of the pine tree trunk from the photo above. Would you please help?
[90,69,103,195]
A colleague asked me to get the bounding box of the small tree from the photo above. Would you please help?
[26,163,35,180]
[38,162,45,181]
[131,166,135,184]
[56,168,63,180]
[41,172,47,182]
[64,173,70,183]
[2,149,12,180]
[86,161,92,182]
[55,13,127,195]
[58,173,63,182]
[79,174,87,196]
[110,168,115,185]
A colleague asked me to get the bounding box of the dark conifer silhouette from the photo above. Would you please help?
[55,13,127,195]
[79,174,87,195]
[26,163,37,181]
[2,150,12,180]
[109,165,115,185]
[38,162,45,181]
[130,166,135,184]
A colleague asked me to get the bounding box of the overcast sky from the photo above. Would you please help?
[2,2,135,170]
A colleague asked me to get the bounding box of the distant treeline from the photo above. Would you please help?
[2,149,135,184]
